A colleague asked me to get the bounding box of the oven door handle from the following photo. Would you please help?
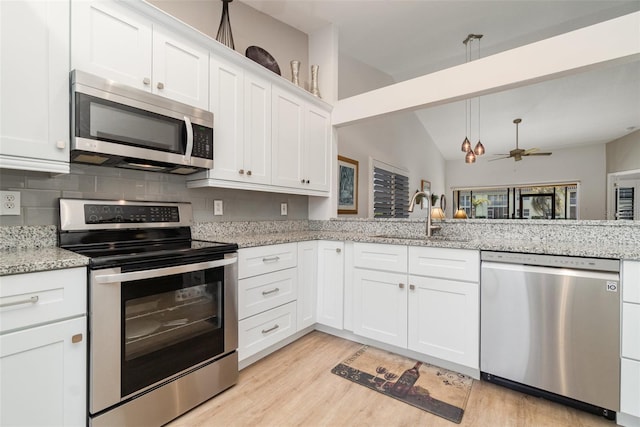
[94,257,237,284]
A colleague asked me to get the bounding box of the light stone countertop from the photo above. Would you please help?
[0,247,89,276]
[200,231,640,260]
[2,229,638,277]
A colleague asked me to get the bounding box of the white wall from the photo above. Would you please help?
[338,55,445,218]
[149,0,310,87]
[607,129,640,173]
[445,143,607,220]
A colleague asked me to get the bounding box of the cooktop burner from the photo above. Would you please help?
[58,198,237,270]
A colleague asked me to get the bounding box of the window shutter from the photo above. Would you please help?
[373,166,409,218]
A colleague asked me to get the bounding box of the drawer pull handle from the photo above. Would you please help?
[71,334,83,344]
[262,288,280,296]
[0,295,39,308]
[262,256,280,263]
[410,284,415,291]
[262,324,279,334]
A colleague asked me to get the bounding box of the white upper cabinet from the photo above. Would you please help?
[272,87,331,193]
[271,87,305,189]
[207,55,271,185]
[71,1,208,109]
[0,0,70,173]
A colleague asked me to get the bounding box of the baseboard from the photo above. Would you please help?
[618,412,640,427]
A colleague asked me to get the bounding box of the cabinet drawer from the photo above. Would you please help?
[623,260,640,304]
[0,268,86,334]
[239,268,297,319]
[238,301,296,361]
[409,247,479,282]
[623,302,640,361]
[238,243,297,279]
[621,357,640,417]
[353,243,407,273]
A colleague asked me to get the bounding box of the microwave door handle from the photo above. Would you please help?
[94,257,237,284]
[184,116,193,162]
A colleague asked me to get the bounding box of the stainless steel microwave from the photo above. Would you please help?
[70,70,213,174]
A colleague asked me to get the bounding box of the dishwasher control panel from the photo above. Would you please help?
[481,251,620,272]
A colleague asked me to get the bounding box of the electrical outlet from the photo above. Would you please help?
[0,191,20,216]
[280,203,288,216]
[214,200,223,216]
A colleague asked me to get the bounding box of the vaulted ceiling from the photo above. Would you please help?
[242,0,640,161]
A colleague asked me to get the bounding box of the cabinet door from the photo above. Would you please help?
[353,269,407,347]
[297,241,318,330]
[71,0,152,91]
[271,88,304,188]
[304,105,331,191]
[0,0,69,172]
[621,358,640,417]
[316,241,344,329]
[408,275,479,369]
[152,28,209,109]
[0,317,86,427]
[209,56,245,181]
[243,73,272,185]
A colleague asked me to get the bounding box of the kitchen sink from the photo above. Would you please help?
[373,234,471,243]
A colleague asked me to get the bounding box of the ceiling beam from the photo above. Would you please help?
[332,11,640,127]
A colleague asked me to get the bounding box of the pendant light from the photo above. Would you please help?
[461,34,484,162]
[216,0,235,50]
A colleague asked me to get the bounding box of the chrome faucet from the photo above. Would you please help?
[408,190,439,237]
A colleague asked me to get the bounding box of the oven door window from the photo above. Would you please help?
[121,267,224,397]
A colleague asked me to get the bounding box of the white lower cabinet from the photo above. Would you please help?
[237,244,298,363]
[297,241,318,331]
[0,267,87,427]
[352,243,480,371]
[316,241,345,329]
[353,268,407,347]
[620,260,640,426]
[238,301,297,361]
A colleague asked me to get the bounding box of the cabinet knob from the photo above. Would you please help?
[71,333,83,344]
[336,248,341,253]
[239,169,245,174]
[399,283,405,289]
[157,82,165,90]
[306,180,310,184]
[410,284,415,291]
[246,170,252,176]
[301,179,305,184]
[143,77,151,85]
[55,140,66,149]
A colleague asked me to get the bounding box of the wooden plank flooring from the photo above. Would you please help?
[167,331,614,427]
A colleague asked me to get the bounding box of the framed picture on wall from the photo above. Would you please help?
[420,179,431,209]
[338,155,359,214]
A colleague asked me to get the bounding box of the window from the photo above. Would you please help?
[372,161,409,218]
[454,183,579,220]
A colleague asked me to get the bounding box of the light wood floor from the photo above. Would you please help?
[167,331,614,427]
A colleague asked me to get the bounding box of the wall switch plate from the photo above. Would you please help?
[0,191,20,216]
[280,203,288,216]
[214,200,223,216]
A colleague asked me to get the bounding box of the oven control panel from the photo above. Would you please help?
[84,204,180,224]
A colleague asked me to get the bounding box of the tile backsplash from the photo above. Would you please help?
[0,164,308,226]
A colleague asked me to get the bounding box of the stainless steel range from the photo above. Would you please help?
[58,198,238,427]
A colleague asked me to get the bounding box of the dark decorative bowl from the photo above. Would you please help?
[245,46,281,75]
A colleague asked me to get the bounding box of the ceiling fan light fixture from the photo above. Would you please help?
[474,140,485,156]
[461,137,471,152]
[465,149,476,163]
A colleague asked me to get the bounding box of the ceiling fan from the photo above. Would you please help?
[491,118,552,161]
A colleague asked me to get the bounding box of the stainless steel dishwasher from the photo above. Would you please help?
[480,251,620,420]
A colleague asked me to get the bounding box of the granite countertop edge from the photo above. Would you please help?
[2,231,638,276]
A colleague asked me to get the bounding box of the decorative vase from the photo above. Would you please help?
[216,0,235,50]
[290,60,300,86]
[310,65,321,98]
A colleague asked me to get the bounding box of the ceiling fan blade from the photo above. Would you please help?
[526,152,552,156]
[523,147,539,155]
[489,156,511,161]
